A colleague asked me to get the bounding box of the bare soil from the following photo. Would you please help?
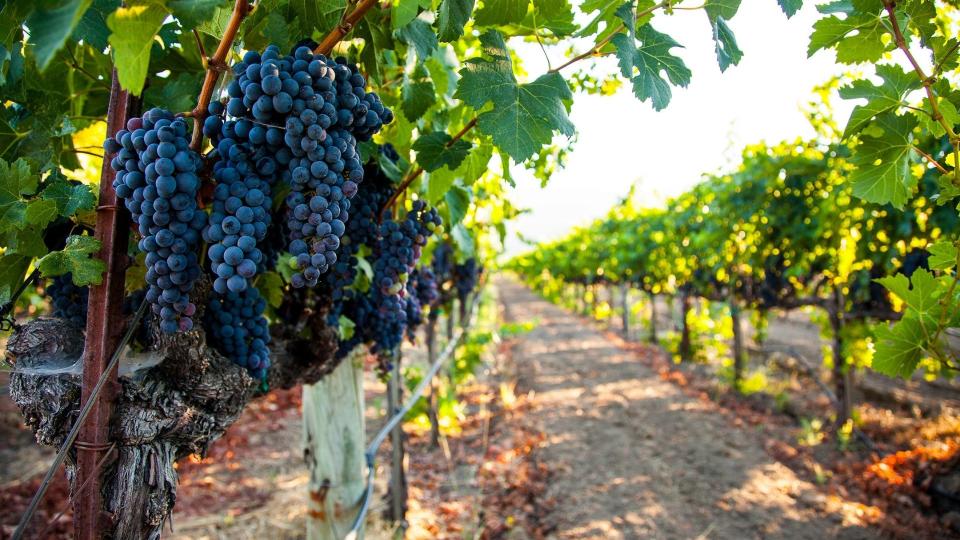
[499,278,879,539]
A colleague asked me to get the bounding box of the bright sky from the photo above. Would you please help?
[502,0,854,257]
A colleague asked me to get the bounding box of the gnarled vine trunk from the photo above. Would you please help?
[7,294,341,539]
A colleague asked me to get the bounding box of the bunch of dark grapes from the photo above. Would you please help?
[404,268,439,342]
[46,274,88,326]
[105,108,206,333]
[454,257,479,303]
[335,202,442,366]
[327,148,397,307]
[403,282,422,342]
[217,45,392,289]
[205,287,271,380]
[430,242,455,308]
[203,104,283,294]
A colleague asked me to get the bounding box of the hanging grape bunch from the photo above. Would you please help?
[104,108,206,334]
[46,274,88,326]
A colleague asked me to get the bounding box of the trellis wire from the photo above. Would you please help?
[345,294,481,539]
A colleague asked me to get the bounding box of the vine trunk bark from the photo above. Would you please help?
[620,283,629,339]
[729,291,745,390]
[426,316,440,448]
[830,288,853,425]
[679,291,693,362]
[385,352,408,525]
[648,291,658,344]
[303,354,366,540]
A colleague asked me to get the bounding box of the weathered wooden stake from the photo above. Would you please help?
[426,316,440,448]
[386,351,407,527]
[303,354,366,540]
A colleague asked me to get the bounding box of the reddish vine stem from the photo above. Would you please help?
[380,118,479,221]
[189,0,251,151]
[314,0,379,56]
[882,0,958,143]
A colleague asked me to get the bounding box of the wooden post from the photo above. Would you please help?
[303,354,367,540]
[620,283,630,339]
[386,351,407,527]
[667,295,678,331]
[648,291,658,344]
[729,290,745,390]
[76,72,138,540]
[679,290,692,362]
[830,287,853,424]
[426,316,440,448]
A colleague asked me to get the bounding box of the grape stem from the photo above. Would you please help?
[882,0,959,143]
[314,0,380,56]
[189,0,251,151]
[380,0,672,219]
[380,118,478,222]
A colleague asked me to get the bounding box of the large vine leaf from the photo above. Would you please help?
[26,0,93,70]
[0,253,30,305]
[36,234,105,285]
[413,131,473,172]
[840,64,918,139]
[808,0,889,64]
[474,0,529,26]
[437,0,475,41]
[107,0,169,95]
[613,23,691,111]
[456,31,573,162]
[396,17,437,61]
[167,0,232,29]
[848,113,918,208]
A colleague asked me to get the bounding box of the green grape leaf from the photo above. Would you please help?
[927,241,958,271]
[451,222,475,256]
[258,271,285,308]
[705,0,742,22]
[393,0,421,30]
[0,158,37,232]
[337,315,356,340]
[840,64,918,138]
[144,73,205,118]
[5,227,49,257]
[712,17,743,72]
[24,199,57,229]
[427,169,457,203]
[474,0,529,26]
[916,97,960,139]
[401,68,436,121]
[444,184,471,226]
[288,0,344,39]
[437,0,475,41]
[396,18,437,61]
[533,0,578,36]
[777,0,802,18]
[476,72,574,162]
[413,131,473,172]
[808,0,888,64]
[168,0,230,29]
[848,113,917,208]
[36,234,105,285]
[107,0,169,95]
[458,142,493,185]
[26,0,93,70]
[0,253,30,305]
[613,25,691,111]
[872,317,926,378]
[74,0,120,51]
[876,269,940,317]
[455,31,514,107]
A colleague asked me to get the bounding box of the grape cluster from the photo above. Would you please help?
[403,268,440,342]
[203,100,283,294]
[454,257,479,303]
[327,149,396,305]
[206,287,271,380]
[216,45,392,289]
[105,108,206,334]
[46,274,88,326]
[404,280,422,342]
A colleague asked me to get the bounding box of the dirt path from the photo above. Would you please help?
[499,279,876,540]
